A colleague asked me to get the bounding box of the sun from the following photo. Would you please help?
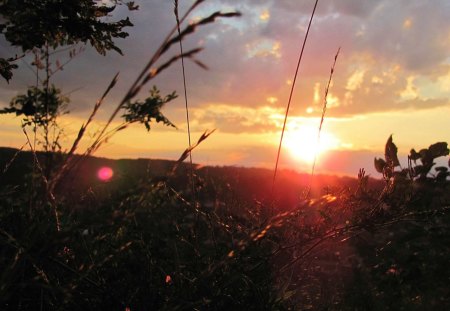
[283,123,339,163]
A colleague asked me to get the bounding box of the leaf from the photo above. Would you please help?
[413,165,426,176]
[0,1,132,55]
[385,135,400,167]
[3,85,69,126]
[121,86,177,131]
[436,171,449,181]
[374,158,387,174]
[0,58,18,83]
[126,1,139,10]
[418,148,432,166]
[435,166,448,173]
[409,148,420,161]
[428,142,449,159]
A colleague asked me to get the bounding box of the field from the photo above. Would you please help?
[1,143,449,310]
[1,1,450,310]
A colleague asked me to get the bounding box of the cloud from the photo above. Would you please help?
[356,0,450,72]
[187,104,283,133]
[1,0,449,136]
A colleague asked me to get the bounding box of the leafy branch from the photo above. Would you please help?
[0,54,24,83]
[122,86,177,131]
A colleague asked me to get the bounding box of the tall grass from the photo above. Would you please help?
[306,47,340,198]
[49,1,240,196]
[174,0,196,203]
[271,0,319,202]
[1,1,449,310]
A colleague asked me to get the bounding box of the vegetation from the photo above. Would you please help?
[1,1,449,310]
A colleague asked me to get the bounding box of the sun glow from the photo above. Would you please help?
[283,123,339,163]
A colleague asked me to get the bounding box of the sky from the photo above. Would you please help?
[1,0,449,176]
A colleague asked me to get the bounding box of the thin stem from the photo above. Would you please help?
[44,43,50,153]
[174,0,196,202]
[23,128,61,231]
[43,43,53,180]
[90,1,203,152]
[306,47,340,198]
[271,0,319,204]
[1,142,26,175]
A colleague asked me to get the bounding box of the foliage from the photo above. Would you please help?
[0,0,133,54]
[348,211,450,310]
[345,136,450,310]
[1,0,449,308]
[0,85,69,127]
[0,135,449,309]
[0,56,18,83]
[409,142,449,180]
[373,135,449,209]
[0,176,284,310]
[122,86,177,131]
[374,135,449,181]
[0,0,136,83]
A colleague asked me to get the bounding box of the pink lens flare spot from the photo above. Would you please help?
[97,166,114,181]
[165,275,172,284]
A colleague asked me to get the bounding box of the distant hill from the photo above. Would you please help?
[0,147,384,209]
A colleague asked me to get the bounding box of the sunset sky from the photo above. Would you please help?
[1,0,449,176]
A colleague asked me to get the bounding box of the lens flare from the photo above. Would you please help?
[97,166,114,181]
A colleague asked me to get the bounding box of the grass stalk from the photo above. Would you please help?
[1,142,26,175]
[49,2,239,193]
[271,0,319,204]
[306,47,340,198]
[22,128,60,231]
[86,2,228,154]
[174,0,196,201]
[49,73,119,191]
